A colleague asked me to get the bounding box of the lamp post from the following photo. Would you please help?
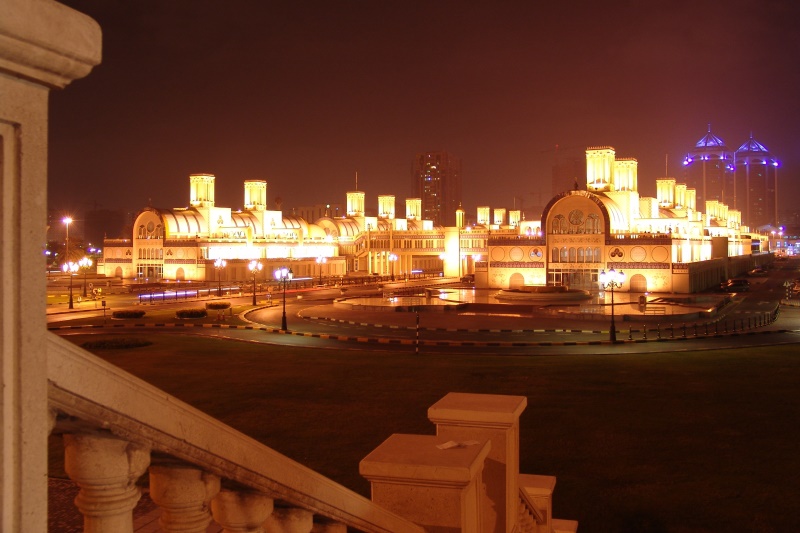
[214,258,227,296]
[274,266,293,331]
[248,260,262,306]
[599,268,625,343]
[316,256,326,285]
[63,217,74,308]
[78,256,92,297]
[388,253,397,281]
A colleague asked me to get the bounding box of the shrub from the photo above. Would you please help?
[81,337,152,350]
[206,301,232,310]
[175,308,207,319]
[111,310,146,319]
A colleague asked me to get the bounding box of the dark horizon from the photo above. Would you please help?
[49,1,800,222]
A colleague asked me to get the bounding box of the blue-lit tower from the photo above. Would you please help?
[682,125,734,208]
[733,134,780,229]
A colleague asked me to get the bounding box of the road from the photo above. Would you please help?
[49,260,800,356]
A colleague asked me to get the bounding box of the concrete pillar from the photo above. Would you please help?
[360,433,491,532]
[428,393,527,533]
[149,464,220,533]
[0,2,100,530]
[264,506,314,533]
[63,433,150,533]
[211,488,274,533]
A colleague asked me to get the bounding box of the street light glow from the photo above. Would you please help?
[599,268,626,343]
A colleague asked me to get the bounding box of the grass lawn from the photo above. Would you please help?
[52,333,800,532]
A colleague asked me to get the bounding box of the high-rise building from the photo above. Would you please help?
[733,134,780,229]
[412,151,462,226]
[682,125,734,208]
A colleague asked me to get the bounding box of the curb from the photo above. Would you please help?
[47,321,791,348]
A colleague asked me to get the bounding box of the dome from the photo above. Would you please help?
[736,134,770,154]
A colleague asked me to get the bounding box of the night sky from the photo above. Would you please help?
[49,0,800,219]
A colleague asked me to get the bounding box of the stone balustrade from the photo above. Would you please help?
[47,334,423,533]
[49,333,578,532]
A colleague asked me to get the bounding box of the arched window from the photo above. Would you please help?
[560,247,568,262]
[594,247,601,261]
[552,247,559,262]
[586,247,594,262]
[587,214,600,234]
[552,215,566,234]
[577,247,584,263]
[138,225,146,238]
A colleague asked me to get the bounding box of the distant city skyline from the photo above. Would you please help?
[49,1,800,222]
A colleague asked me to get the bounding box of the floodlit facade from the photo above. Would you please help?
[102,146,768,295]
[486,146,766,294]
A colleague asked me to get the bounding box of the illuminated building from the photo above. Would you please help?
[683,127,781,231]
[682,125,734,207]
[733,134,780,229]
[485,146,766,293]
[412,151,462,226]
[102,145,769,294]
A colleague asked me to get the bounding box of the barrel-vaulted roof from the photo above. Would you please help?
[231,212,259,231]
[158,208,206,235]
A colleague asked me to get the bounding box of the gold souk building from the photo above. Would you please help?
[101,147,769,293]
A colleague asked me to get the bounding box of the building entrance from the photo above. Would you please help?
[547,268,598,289]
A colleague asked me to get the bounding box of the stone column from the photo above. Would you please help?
[264,506,314,533]
[211,488,274,533]
[149,464,220,533]
[0,1,100,530]
[360,433,491,533]
[63,433,150,533]
[428,392,527,533]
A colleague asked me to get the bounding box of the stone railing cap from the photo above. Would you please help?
[0,0,101,88]
[360,434,490,485]
[428,392,527,425]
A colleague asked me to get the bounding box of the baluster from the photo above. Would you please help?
[211,488,274,533]
[149,463,220,532]
[264,506,314,533]
[63,433,151,533]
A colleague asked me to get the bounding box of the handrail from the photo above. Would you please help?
[46,334,423,533]
[518,485,545,525]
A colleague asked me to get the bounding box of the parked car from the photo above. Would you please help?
[748,267,768,276]
[720,278,750,292]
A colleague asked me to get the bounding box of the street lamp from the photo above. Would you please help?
[248,260,262,306]
[388,253,397,281]
[63,217,73,308]
[274,266,294,331]
[214,258,227,296]
[78,256,92,297]
[62,261,78,307]
[599,268,625,343]
[316,256,327,285]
